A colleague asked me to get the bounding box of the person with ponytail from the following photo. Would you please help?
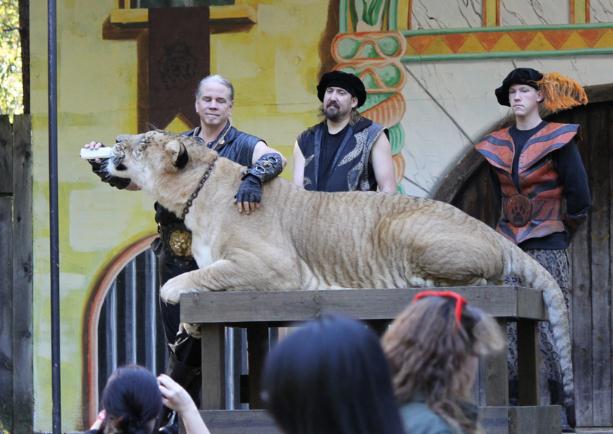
[86,365,209,434]
[474,68,591,427]
[382,291,506,434]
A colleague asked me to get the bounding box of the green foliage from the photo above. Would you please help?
[0,0,23,116]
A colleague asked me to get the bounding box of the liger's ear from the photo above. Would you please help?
[164,140,189,169]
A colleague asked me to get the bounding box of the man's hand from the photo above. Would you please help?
[234,152,284,214]
[82,141,135,190]
[235,174,262,214]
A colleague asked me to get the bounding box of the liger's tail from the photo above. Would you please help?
[499,238,574,408]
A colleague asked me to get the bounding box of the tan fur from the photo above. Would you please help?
[106,131,575,406]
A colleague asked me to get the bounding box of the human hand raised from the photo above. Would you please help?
[157,374,196,414]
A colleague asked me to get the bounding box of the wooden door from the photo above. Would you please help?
[443,88,613,427]
[0,115,33,433]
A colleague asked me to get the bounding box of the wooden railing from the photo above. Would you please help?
[181,286,563,434]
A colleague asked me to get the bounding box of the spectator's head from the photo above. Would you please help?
[382,291,505,433]
[262,314,405,434]
[195,74,234,128]
[100,365,162,434]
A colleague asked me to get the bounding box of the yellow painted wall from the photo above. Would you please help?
[30,0,613,430]
[30,0,329,430]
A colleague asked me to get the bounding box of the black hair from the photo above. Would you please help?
[262,314,405,434]
[101,365,163,434]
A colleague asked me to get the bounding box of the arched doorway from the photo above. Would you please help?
[82,235,251,427]
[82,235,167,424]
[434,84,613,428]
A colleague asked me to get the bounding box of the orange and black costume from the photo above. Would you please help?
[476,120,591,249]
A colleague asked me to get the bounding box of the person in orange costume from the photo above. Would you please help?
[475,67,591,428]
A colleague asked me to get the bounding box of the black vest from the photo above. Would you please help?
[297,117,384,192]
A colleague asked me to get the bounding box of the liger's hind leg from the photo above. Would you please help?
[412,232,505,286]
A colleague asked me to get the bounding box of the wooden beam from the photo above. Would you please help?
[109,5,257,26]
[482,320,509,406]
[110,8,148,25]
[181,286,546,324]
[200,410,281,434]
[11,116,33,433]
[197,406,561,434]
[201,324,225,410]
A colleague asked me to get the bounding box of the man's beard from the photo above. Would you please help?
[323,104,347,121]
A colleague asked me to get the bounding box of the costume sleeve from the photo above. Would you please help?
[553,138,591,218]
[236,136,260,167]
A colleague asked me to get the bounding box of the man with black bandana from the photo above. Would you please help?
[292,71,396,193]
[83,74,285,433]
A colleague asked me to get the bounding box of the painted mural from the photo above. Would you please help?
[28,0,613,431]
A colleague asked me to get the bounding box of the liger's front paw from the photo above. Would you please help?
[160,275,195,304]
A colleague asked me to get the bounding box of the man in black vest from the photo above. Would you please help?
[292,71,396,193]
[83,74,285,433]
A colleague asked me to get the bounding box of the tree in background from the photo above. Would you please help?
[0,0,23,116]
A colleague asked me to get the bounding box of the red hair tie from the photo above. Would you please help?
[413,290,467,328]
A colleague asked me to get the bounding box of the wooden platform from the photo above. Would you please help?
[180,286,562,434]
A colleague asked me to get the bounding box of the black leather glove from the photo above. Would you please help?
[243,152,284,184]
[88,158,131,190]
[234,153,283,204]
[235,174,262,204]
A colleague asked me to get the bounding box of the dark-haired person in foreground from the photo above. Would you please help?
[86,365,209,434]
[262,315,405,434]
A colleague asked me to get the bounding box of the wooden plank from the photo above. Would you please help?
[201,324,225,409]
[11,115,33,432]
[0,197,13,429]
[181,286,545,324]
[585,83,613,105]
[198,410,281,434]
[508,405,561,434]
[566,105,593,426]
[194,407,561,434]
[109,8,149,24]
[588,102,612,426]
[517,320,539,406]
[480,406,513,434]
[482,320,509,406]
[0,116,13,194]
[109,5,257,25]
[609,102,613,429]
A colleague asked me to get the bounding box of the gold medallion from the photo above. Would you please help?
[168,229,192,257]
